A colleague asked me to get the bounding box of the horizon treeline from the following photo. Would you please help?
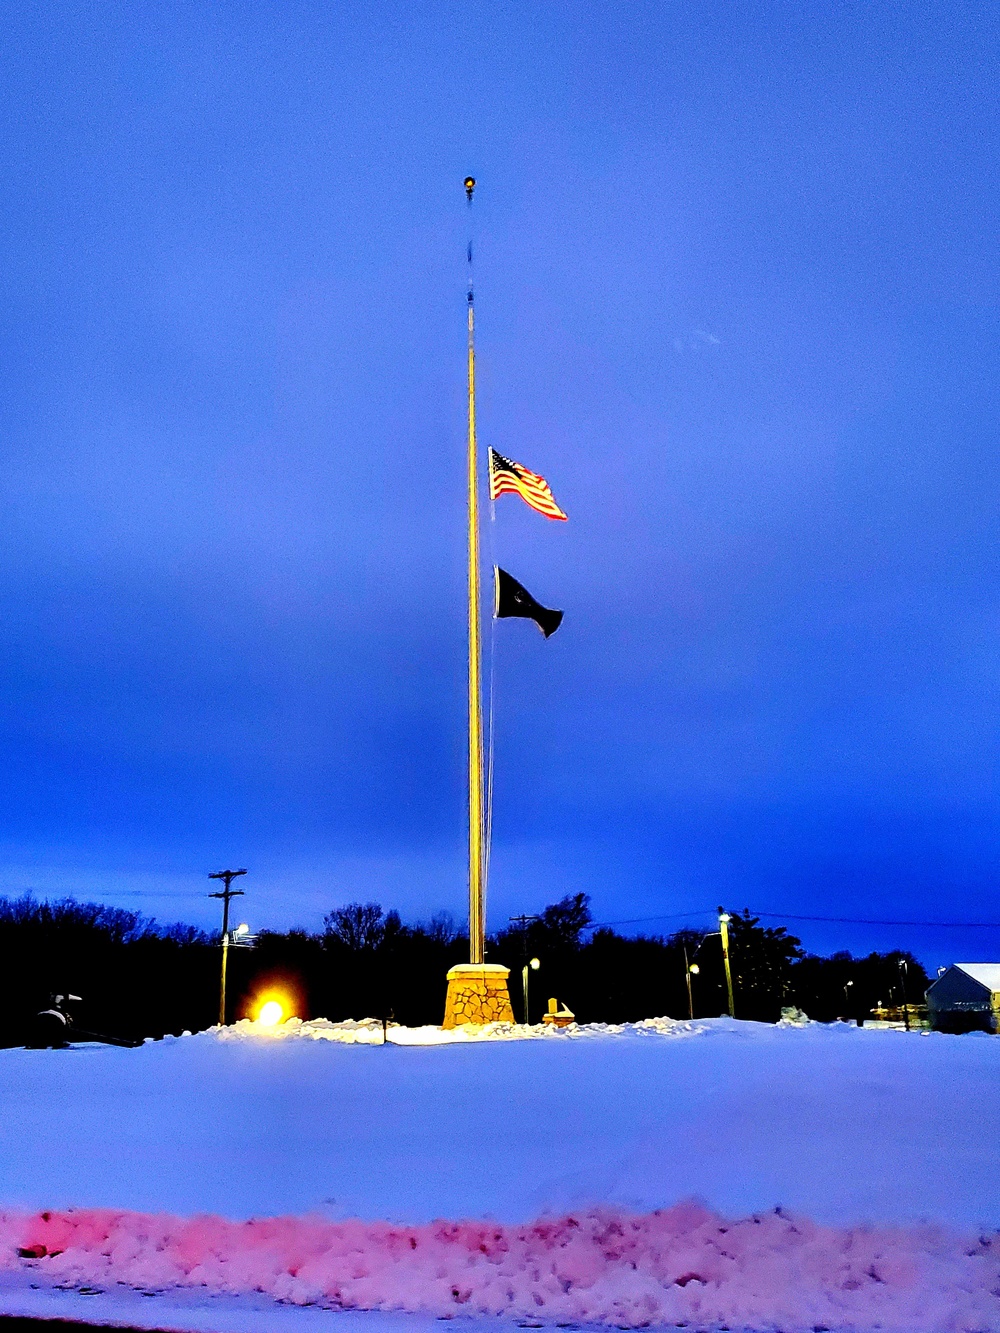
[0,892,930,1046]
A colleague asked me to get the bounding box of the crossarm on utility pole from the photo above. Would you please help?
[210,869,247,1027]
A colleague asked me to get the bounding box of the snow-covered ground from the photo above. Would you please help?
[1,1016,998,1331]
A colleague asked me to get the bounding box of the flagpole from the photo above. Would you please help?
[441,178,515,1026]
[465,175,485,967]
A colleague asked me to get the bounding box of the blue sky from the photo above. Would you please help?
[0,1,998,964]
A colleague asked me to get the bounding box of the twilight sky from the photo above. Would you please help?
[0,2,998,964]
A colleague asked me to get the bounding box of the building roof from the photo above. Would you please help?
[953,964,1000,992]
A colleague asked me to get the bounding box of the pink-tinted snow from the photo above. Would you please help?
[2,1203,998,1333]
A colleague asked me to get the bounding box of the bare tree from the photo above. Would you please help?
[323,902,386,952]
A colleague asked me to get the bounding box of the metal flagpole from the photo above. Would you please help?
[465,175,485,966]
[441,179,515,1027]
[484,591,497,899]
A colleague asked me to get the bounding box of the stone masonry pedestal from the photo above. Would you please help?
[442,963,515,1028]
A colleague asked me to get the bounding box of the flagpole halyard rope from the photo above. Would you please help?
[465,176,485,967]
[484,514,497,909]
[487,438,498,899]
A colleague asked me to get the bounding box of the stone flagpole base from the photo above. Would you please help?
[442,963,515,1028]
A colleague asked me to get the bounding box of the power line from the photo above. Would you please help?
[750,911,1000,928]
[587,910,716,929]
[586,909,1000,931]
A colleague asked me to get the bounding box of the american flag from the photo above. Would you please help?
[488,449,568,521]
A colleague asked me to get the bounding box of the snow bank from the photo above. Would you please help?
[4,1018,998,1229]
[213,1014,755,1044]
[2,1203,998,1333]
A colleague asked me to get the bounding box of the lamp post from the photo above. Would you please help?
[683,946,700,1021]
[522,957,540,1025]
[898,957,910,1031]
[509,914,540,1024]
[209,869,247,1027]
[718,907,735,1018]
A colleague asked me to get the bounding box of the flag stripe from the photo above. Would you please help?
[491,478,566,518]
[488,449,568,520]
[490,481,566,519]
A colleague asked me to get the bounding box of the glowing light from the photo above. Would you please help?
[689,964,700,975]
[257,1000,284,1027]
[529,958,540,970]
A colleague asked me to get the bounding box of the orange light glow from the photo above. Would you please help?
[254,994,291,1027]
[246,979,301,1028]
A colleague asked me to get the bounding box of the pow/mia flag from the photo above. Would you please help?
[493,567,563,638]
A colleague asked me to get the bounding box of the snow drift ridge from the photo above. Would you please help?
[2,1202,999,1333]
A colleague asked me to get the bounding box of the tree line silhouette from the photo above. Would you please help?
[0,891,929,1046]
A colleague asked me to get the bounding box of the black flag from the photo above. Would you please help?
[494,567,563,638]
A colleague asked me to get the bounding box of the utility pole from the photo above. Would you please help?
[210,869,247,1027]
[509,915,540,1024]
[718,907,735,1018]
[509,913,540,937]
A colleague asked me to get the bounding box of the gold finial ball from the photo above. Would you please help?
[464,176,476,199]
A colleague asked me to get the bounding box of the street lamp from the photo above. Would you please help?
[842,978,863,1025]
[718,908,735,1019]
[685,955,700,1020]
[522,957,540,1025]
[898,958,910,1031]
[682,943,701,1020]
